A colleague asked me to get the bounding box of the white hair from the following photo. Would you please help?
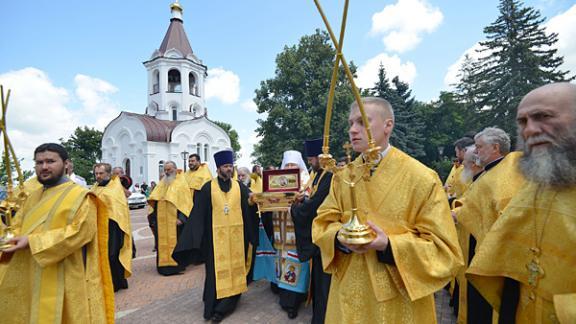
[475,127,510,154]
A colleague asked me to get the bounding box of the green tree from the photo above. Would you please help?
[60,126,103,181]
[213,120,241,159]
[369,64,425,158]
[252,30,355,167]
[0,155,33,188]
[462,0,573,135]
[416,92,477,175]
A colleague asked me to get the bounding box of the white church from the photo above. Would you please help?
[101,1,230,184]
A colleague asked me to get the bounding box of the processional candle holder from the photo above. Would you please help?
[314,0,379,245]
[0,85,27,250]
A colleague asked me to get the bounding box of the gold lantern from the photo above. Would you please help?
[313,0,380,245]
[0,85,28,250]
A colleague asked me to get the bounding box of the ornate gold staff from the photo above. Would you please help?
[0,85,27,250]
[313,0,378,244]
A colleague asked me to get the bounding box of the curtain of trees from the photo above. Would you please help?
[251,0,572,179]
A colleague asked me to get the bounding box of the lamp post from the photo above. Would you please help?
[181,151,189,172]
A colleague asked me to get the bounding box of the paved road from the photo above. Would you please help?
[115,207,456,323]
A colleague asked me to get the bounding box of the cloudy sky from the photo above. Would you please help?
[1,0,574,172]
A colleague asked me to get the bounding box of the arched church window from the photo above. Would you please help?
[204,144,209,163]
[159,160,164,180]
[168,69,182,93]
[189,72,198,96]
[172,107,178,121]
[196,143,201,157]
[152,70,160,94]
[150,101,159,112]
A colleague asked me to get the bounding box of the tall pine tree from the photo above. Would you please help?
[463,0,572,135]
[369,64,425,158]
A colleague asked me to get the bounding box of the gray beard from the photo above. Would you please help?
[163,174,176,185]
[460,168,473,183]
[518,129,576,187]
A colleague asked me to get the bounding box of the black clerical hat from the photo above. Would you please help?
[304,138,323,158]
[214,150,234,167]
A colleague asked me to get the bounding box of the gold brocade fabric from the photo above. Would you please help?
[467,183,576,324]
[185,164,213,206]
[91,176,133,277]
[313,147,463,323]
[149,173,193,267]
[156,201,179,267]
[445,164,469,199]
[249,174,263,193]
[554,294,576,324]
[149,172,193,217]
[13,176,43,197]
[0,182,114,324]
[210,179,247,299]
[454,152,525,245]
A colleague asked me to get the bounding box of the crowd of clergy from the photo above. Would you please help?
[0,82,574,323]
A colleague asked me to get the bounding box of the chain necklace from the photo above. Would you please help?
[217,181,233,216]
[526,187,556,301]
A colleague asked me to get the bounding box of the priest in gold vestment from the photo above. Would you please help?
[0,143,114,323]
[313,97,463,323]
[184,153,213,203]
[92,162,133,291]
[451,127,525,323]
[173,150,258,322]
[467,83,576,324]
[444,137,475,202]
[148,161,192,276]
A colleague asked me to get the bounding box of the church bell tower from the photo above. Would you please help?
[143,1,208,121]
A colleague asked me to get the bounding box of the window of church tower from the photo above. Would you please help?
[152,70,160,94]
[168,69,182,93]
[172,107,177,121]
[189,72,198,96]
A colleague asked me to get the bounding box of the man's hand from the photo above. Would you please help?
[294,191,306,203]
[2,236,29,253]
[339,221,389,254]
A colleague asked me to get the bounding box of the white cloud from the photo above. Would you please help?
[0,67,122,170]
[236,130,261,168]
[241,99,257,113]
[0,68,75,169]
[443,4,576,89]
[443,43,487,88]
[355,53,417,89]
[546,4,576,77]
[371,0,443,53]
[74,74,121,129]
[205,67,240,104]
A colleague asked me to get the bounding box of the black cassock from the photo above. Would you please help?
[98,179,128,291]
[108,219,128,291]
[290,169,333,324]
[148,207,187,276]
[173,177,259,320]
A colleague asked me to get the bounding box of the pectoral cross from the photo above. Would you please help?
[526,259,544,287]
[224,204,230,216]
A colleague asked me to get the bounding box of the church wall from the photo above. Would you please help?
[101,116,148,185]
